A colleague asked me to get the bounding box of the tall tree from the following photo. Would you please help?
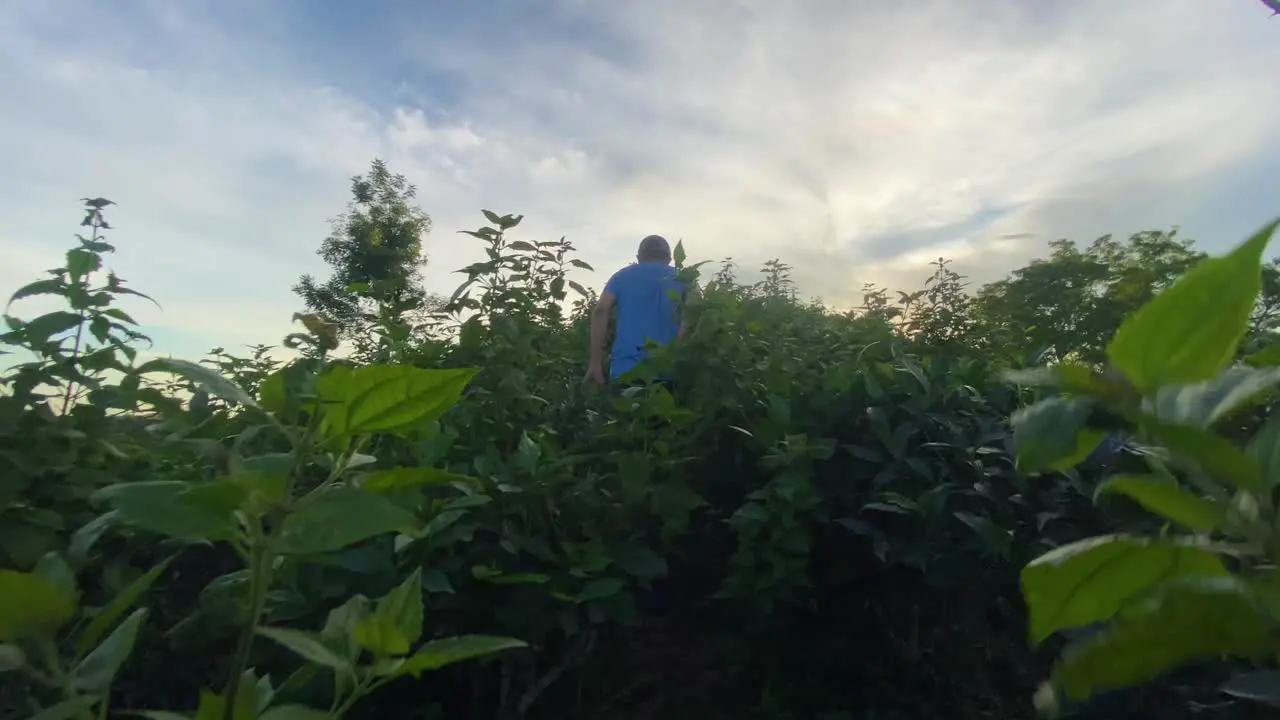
[973,229,1205,365]
[294,158,432,333]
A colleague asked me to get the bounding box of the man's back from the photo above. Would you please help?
[605,262,686,379]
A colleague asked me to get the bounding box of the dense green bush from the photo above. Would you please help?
[1,191,1278,719]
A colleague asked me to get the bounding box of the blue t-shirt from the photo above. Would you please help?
[604,262,687,379]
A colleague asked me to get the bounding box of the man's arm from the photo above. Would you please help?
[588,289,616,374]
[677,282,700,342]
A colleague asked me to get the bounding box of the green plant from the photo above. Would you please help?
[1006,218,1280,713]
[0,201,526,719]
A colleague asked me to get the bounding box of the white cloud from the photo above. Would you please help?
[1,0,1278,358]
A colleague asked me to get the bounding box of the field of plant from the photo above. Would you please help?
[4,161,1280,720]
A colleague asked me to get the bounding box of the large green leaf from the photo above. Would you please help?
[1149,366,1280,428]
[381,635,528,678]
[278,487,418,555]
[315,365,477,439]
[92,481,241,543]
[1021,535,1229,645]
[1095,475,1223,532]
[138,357,259,408]
[70,608,147,692]
[1049,576,1278,702]
[1106,220,1279,394]
[0,569,77,640]
[1010,397,1104,473]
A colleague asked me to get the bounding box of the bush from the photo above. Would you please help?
[1,196,1276,719]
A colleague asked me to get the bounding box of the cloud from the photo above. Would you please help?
[1,0,1278,358]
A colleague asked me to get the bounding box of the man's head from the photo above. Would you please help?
[636,235,672,264]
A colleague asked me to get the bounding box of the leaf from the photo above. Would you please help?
[0,569,77,640]
[1149,366,1280,428]
[33,552,76,598]
[139,357,258,408]
[1247,415,1280,488]
[93,481,240,543]
[1049,576,1276,702]
[66,248,101,278]
[259,707,333,720]
[315,365,478,440]
[353,615,410,657]
[68,511,119,564]
[77,555,174,659]
[1021,534,1229,645]
[320,594,371,662]
[1010,397,1104,473]
[1095,475,1223,532]
[21,311,83,343]
[1106,219,1279,393]
[577,578,625,603]
[6,279,65,308]
[278,487,418,555]
[385,635,528,678]
[611,544,669,580]
[70,608,147,692]
[0,643,25,672]
[362,467,480,493]
[1141,421,1263,491]
[256,627,351,670]
[381,567,424,640]
[30,696,99,720]
[1220,669,1280,708]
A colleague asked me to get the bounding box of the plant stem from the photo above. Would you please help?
[60,218,102,415]
[221,521,273,720]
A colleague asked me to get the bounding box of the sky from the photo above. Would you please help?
[1,0,1279,361]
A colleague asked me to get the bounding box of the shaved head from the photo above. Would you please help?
[637,234,672,263]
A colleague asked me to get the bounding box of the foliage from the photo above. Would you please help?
[4,188,1279,720]
[1,202,524,720]
[1007,218,1280,714]
[294,159,436,336]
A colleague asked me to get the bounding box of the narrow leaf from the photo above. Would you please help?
[256,627,351,670]
[388,635,528,678]
[77,555,174,658]
[70,608,147,692]
[138,357,258,408]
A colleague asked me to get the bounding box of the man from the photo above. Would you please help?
[584,235,694,386]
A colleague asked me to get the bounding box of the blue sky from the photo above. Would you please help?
[2,0,1279,360]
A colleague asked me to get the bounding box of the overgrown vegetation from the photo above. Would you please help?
[2,170,1279,719]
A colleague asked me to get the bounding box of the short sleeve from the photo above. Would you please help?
[604,270,621,297]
